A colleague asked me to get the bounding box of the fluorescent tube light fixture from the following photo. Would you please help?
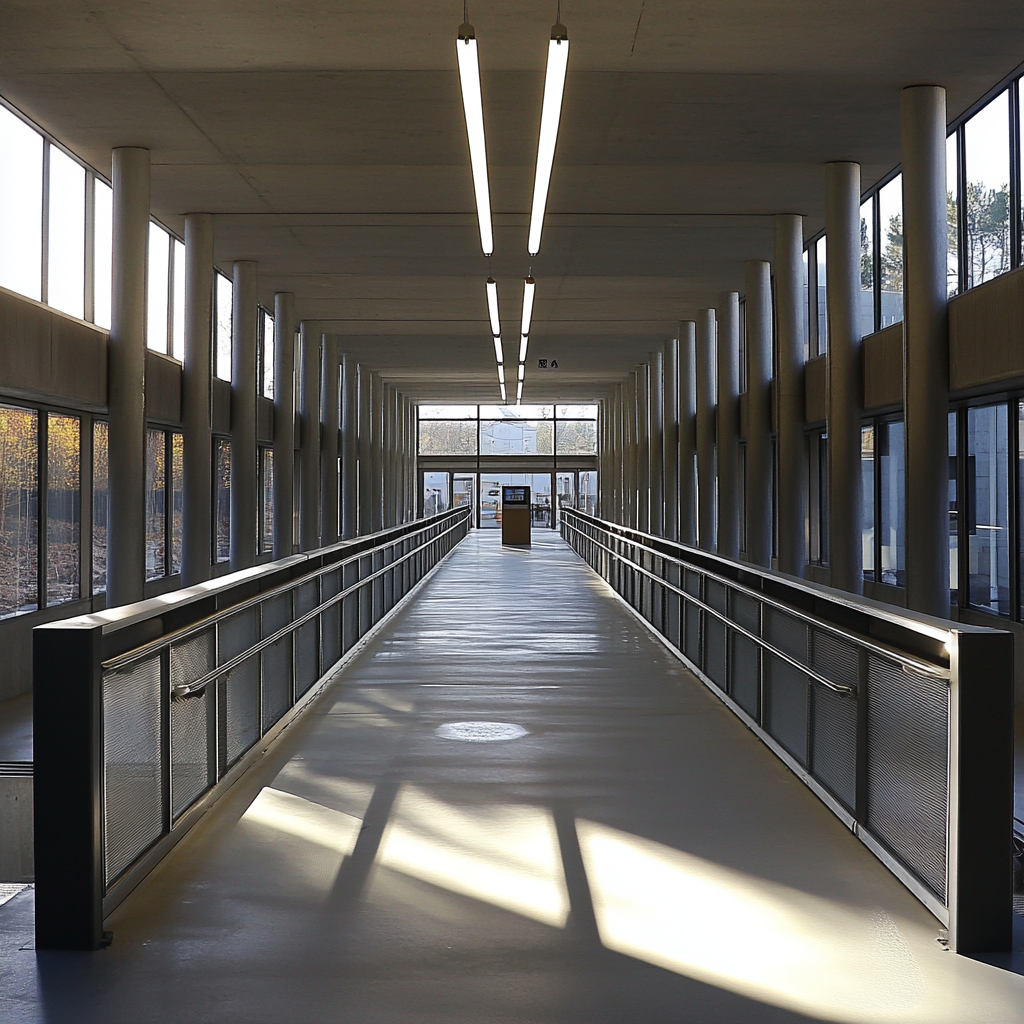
[486,277,500,336]
[497,363,505,386]
[518,363,526,382]
[527,24,569,256]
[500,382,507,402]
[516,380,523,403]
[493,335,504,364]
[519,334,529,362]
[520,276,536,336]
[457,23,494,256]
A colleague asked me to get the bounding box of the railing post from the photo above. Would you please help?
[33,621,105,950]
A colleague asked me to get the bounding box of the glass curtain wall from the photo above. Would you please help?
[967,404,1010,614]
[92,420,108,594]
[0,405,38,617]
[46,413,80,604]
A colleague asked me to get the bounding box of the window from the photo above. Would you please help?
[93,180,112,330]
[815,236,828,354]
[418,420,477,455]
[0,105,43,301]
[878,175,903,327]
[92,420,108,594]
[423,471,450,516]
[964,90,1011,288]
[555,419,597,454]
[145,428,166,580]
[800,249,810,360]
[578,470,597,515]
[861,425,875,580]
[260,448,274,554]
[0,405,38,617]
[878,420,905,587]
[480,419,553,455]
[171,432,183,575]
[947,133,959,298]
[859,199,875,340]
[260,308,275,398]
[967,404,1009,614]
[949,411,958,603]
[47,146,86,319]
[172,240,185,360]
[215,273,233,381]
[46,413,80,604]
[214,438,231,562]
[807,431,829,566]
[147,223,170,354]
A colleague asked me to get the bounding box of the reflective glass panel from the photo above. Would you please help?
[859,199,875,338]
[801,249,810,361]
[145,429,166,579]
[47,147,85,319]
[480,419,553,455]
[947,133,959,298]
[92,420,108,594]
[417,405,477,419]
[260,447,274,554]
[556,404,598,419]
[423,471,450,516]
[556,420,597,454]
[578,470,597,515]
[215,438,231,562]
[967,403,1009,614]
[965,89,1011,287]
[0,405,38,617]
[172,240,185,360]
[147,223,169,353]
[861,425,874,580]
[878,420,905,587]
[479,404,553,419]
[261,309,275,398]
[93,179,112,329]
[46,413,80,604]
[171,432,183,575]
[215,273,233,381]
[418,420,477,455]
[815,236,827,355]
[879,175,904,326]
[0,107,43,301]
[949,411,958,603]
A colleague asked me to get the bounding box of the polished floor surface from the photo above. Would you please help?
[2,530,1023,1023]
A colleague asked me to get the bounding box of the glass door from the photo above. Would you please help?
[453,473,476,528]
[555,472,575,524]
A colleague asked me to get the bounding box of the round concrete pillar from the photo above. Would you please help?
[357,365,373,534]
[678,321,697,546]
[717,292,740,559]
[320,333,340,546]
[636,365,651,533]
[298,322,321,550]
[229,260,258,572]
[370,372,384,533]
[745,262,773,567]
[648,350,664,536]
[272,293,296,559]
[663,338,679,542]
[695,309,717,551]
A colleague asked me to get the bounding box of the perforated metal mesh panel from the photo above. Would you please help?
[170,690,210,819]
[729,631,760,718]
[764,655,809,764]
[223,657,260,768]
[866,655,948,900]
[684,601,701,665]
[810,685,858,810]
[765,607,808,663]
[706,579,727,613]
[103,656,163,887]
[321,569,342,669]
[219,607,258,661]
[170,629,213,693]
[295,580,321,696]
[811,630,859,691]
[731,591,760,633]
[705,617,727,690]
[260,595,292,729]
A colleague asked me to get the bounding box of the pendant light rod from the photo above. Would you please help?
[457,22,494,256]
[527,23,569,256]
[486,277,500,336]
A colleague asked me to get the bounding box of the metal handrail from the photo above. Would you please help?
[561,509,950,680]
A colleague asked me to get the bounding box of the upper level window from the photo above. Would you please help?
[964,89,1011,288]
[260,308,275,397]
[0,105,43,301]
[47,146,86,320]
[93,180,112,329]
[215,272,233,381]
[859,199,875,340]
[147,223,170,353]
[878,175,903,327]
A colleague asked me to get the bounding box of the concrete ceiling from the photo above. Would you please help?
[1,1,1023,400]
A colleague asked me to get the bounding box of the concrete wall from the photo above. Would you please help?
[804,355,827,424]
[863,322,904,411]
[950,264,1024,391]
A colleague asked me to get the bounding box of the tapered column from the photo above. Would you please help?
[357,365,373,534]
[745,263,773,567]
[717,292,740,558]
[625,372,638,528]
[826,162,864,594]
[902,86,950,616]
[106,147,149,607]
[181,213,213,586]
[695,309,717,551]
[663,338,679,541]
[636,364,651,532]
[298,322,321,550]
[229,260,258,572]
[272,293,296,559]
[678,321,697,546]
[648,351,664,536]
[320,333,340,546]
[340,354,358,539]
[370,373,384,532]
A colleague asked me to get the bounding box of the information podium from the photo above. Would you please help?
[501,485,531,546]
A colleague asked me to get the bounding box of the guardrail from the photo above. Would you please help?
[33,505,472,950]
[561,508,1014,954]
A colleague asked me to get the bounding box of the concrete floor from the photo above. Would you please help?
[2,530,1023,1023]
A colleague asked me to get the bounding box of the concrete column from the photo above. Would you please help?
[340,354,358,539]
[370,372,384,532]
[648,351,664,536]
[625,372,638,528]
[902,86,950,617]
[386,385,398,527]
[636,365,651,532]
[612,386,623,523]
[180,213,213,586]
[229,260,258,572]
[695,309,717,551]
[320,333,340,546]
[298,322,321,550]
[272,293,296,559]
[663,338,679,541]
[826,162,864,594]
[678,321,697,545]
[357,365,373,534]
[408,400,418,519]
[717,292,740,559]
[106,147,149,607]
[745,262,773,567]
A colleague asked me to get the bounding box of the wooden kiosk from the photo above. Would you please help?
[501,485,531,545]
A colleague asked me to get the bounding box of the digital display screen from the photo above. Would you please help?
[503,486,529,505]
